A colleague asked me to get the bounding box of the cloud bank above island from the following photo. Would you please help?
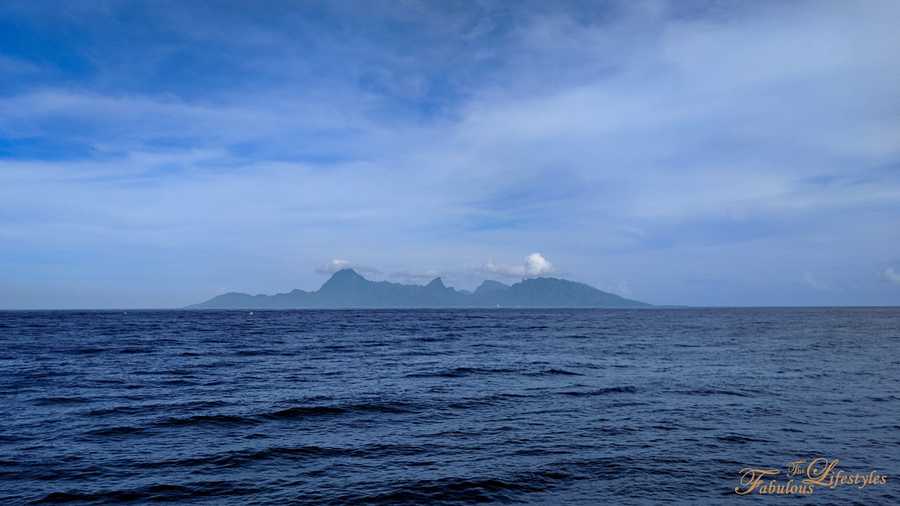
[483,253,555,279]
[0,0,898,308]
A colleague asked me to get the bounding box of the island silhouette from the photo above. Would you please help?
[189,269,649,309]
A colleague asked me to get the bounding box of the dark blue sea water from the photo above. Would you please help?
[1,308,898,504]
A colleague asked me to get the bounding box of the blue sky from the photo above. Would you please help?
[1,0,899,308]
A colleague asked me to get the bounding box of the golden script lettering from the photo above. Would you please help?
[734,457,888,496]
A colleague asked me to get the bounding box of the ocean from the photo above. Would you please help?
[1,308,898,504]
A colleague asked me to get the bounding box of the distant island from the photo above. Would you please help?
[188,269,650,309]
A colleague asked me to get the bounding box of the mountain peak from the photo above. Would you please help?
[319,268,367,293]
[474,279,509,295]
[332,268,363,279]
[425,277,445,289]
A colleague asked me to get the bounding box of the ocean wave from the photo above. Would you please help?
[84,400,229,417]
[71,347,105,355]
[149,400,419,428]
[84,405,147,417]
[32,396,90,406]
[233,349,277,356]
[33,480,262,504]
[154,414,260,428]
[136,443,429,470]
[559,386,638,396]
[716,434,769,444]
[524,368,583,376]
[330,473,563,504]
[405,366,517,378]
[0,434,30,443]
[118,347,152,354]
[446,392,535,409]
[262,401,417,420]
[85,426,146,437]
[677,388,752,397]
[135,446,347,469]
[261,406,348,419]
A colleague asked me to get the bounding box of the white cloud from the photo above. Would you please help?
[884,267,900,285]
[315,259,379,275]
[524,252,554,276]
[484,252,555,279]
[315,259,351,274]
[390,269,442,282]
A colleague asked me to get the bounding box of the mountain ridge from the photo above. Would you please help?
[188,269,650,309]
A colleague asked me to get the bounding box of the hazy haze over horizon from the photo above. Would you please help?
[1,0,899,309]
